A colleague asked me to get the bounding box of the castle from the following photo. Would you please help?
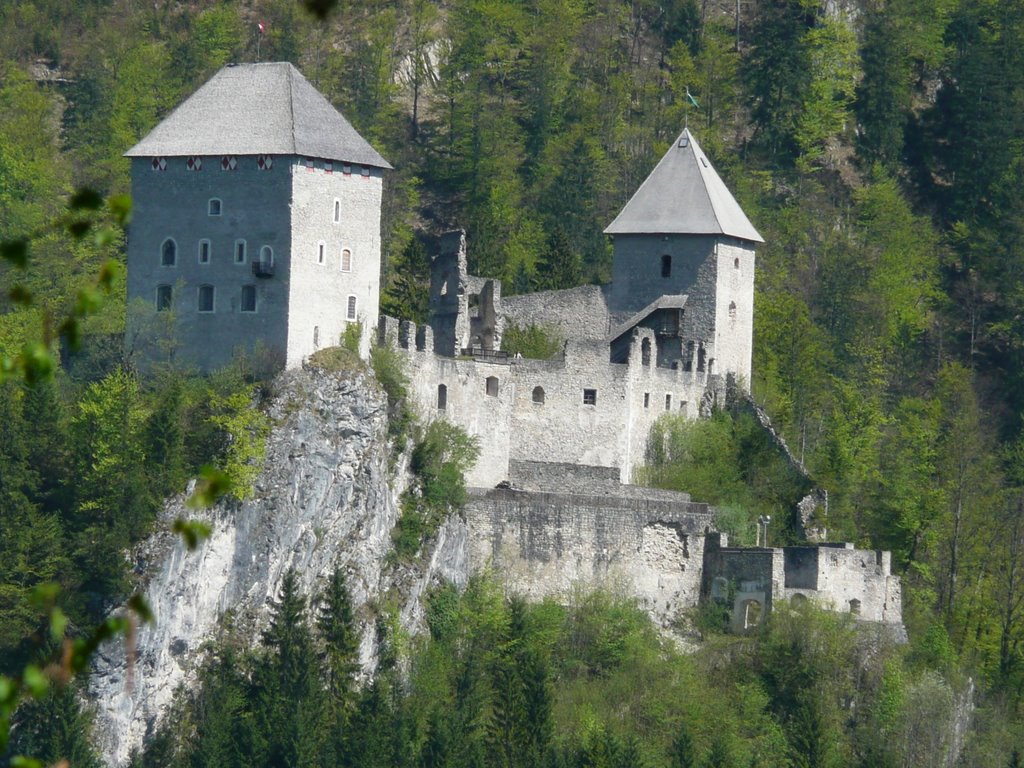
[126,63,902,633]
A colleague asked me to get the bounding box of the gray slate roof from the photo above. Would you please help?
[126,62,391,168]
[604,129,762,242]
[607,294,688,343]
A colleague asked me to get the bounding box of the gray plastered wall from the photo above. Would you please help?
[126,156,292,371]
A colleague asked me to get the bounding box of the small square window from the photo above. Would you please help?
[208,198,221,216]
[156,285,172,311]
[241,285,256,313]
[198,285,214,313]
[583,389,597,406]
[235,240,246,264]
[198,240,211,264]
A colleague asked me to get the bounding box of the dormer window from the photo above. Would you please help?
[208,198,222,216]
[661,254,672,277]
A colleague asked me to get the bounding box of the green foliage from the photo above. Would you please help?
[370,343,414,443]
[206,386,271,502]
[501,323,563,360]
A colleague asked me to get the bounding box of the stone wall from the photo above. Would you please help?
[502,285,612,341]
[288,162,383,365]
[713,239,756,385]
[465,487,715,625]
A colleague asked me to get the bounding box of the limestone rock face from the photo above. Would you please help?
[88,365,468,766]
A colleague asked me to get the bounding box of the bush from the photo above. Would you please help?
[502,323,563,359]
[370,344,414,443]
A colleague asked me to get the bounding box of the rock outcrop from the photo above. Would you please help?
[89,364,469,766]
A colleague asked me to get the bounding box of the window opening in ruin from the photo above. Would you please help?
[849,599,861,616]
[661,254,672,277]
[198,239,211,264]
[532,386,545,404]
[346,295,358,321]
[333,199,341,223]
[260,246,274,266]
[729,301,737,320]
[437,384,447,410]
[161,238,177,266]
[155,285,172,311]
[440,273,449,296]
[644,392,650,408]
[313,325,320,348]
[208,198,221,216]
[197,284,214,313]
[684,340,694,371]
[234,239,247,264]
[468,293,480,317]
[641,337,651,366]
[318,242,325,264]
[743,600,762,629]
[697,342,706,372]
[665,394,672,410]
[241,285,256,312]
[486,377,499,397]
[341,248,352,272]
[583,388,597,406]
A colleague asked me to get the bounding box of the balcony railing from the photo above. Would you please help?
[252,260,275,278]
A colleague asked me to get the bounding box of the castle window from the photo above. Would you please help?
[437,384,447,410]
[304,157,315,171]
[849,599,861,616]
[361,165,370,177]
[208,199,222,216]
[155,285,172,311]
[198,239,211,264]
[346,295,357,321]
[661,254,672,277]
[665,394,672,410]
[313,326,320,348]
[734,257,740,269]
[197,284,214,313]
[644,392,650,408]
[729,301,737,320]
[234,240,247,264]
[241,285,256,312]
[583,388,597,406]
[743,600,762,629]
[697,342,706,372]
[341,248,352,272]
[641,337,651,366]
[259,246,274,266]
[333,200,341,223]
[317,242,325,265]
[161,238,177,266]
[486,377,499,397]
[342,163,352,175]
[324,161,333,174]
[532,386,545,405]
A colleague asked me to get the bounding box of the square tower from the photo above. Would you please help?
[125,62,391,372]
[604,129,762,384]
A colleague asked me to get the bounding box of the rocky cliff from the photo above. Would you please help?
[89,363,470,766]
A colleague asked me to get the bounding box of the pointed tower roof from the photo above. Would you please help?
[125,62,391,169]
[604,129,762,242]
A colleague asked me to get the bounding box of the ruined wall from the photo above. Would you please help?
[502,285,611,341]
[797,545,902,623]
[465,487,715,625]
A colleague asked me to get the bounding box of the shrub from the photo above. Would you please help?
[502,323,563,359]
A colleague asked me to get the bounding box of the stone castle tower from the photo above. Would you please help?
[605,129,763,384]
[125,62,391,371]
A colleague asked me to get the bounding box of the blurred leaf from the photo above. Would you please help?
[69,188,104,210]
[187,465,231,509]
[108,194,132,225]
[20,343,53,384]
[172,518,213,550]
[8,285,32,305]
[27,582,59,606]
[97,259,122,291]
[0,239,29,268]
[22,666,48,699]
[59,318,80,351]
[49,607,67,641]
[67,220,90,239]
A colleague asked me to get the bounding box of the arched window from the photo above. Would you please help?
[849,599,861,616]
[161,238,176,266]
[260,245,274,266]
[341,248,352,272]
[346,295,357,321]
[661,254,672,277]
[437,384,448,410]
[486,377,499,397]
[208,198,222,216]
[641,337,652,366]
[197,284,214,313]
[532,386,545,404]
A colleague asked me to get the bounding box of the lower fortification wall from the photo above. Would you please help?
[464,486,715,625]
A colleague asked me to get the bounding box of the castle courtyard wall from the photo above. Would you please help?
[501,285,612,341]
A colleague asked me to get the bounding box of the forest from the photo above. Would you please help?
[0,0,1023,764]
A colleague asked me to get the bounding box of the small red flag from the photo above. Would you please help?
[258,22,265,34]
